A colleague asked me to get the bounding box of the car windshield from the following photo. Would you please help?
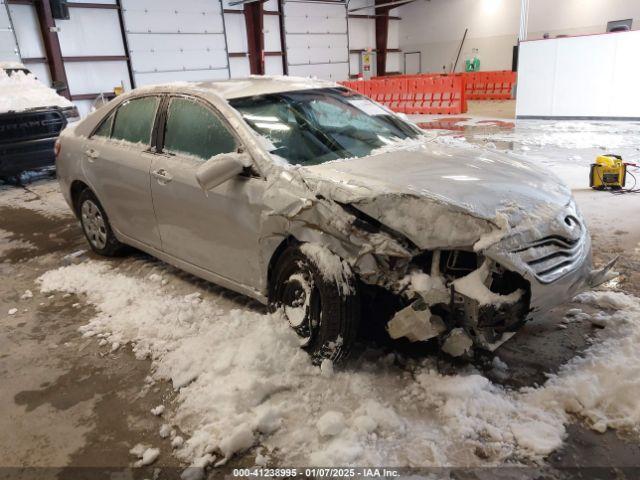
[229,88,422,166]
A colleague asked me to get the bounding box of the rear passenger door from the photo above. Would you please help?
[86,95,162,249]
[149,95,266,288]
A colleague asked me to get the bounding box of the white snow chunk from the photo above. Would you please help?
[181,454,213,480]
[129,443,148,458]
[219,424,254,458]
[300,243,353,295]
[20,290,33,300]
[8,308,17,315]
[160,424,172,438]
[320,358,334,377]
[151,405,165,416]
[511,421,564,455]
[352,415,377,433]
[171,436,185,449]
[134,447,160,467]
[316,411,346,437]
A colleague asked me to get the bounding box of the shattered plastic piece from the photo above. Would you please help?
[441,328,473,357]
[387,300,446,342]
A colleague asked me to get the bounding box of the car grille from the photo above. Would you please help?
[514,234,585,283]
[0,107,67,145]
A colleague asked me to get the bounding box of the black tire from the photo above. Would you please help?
[269,244,360,365]
[77,189,126,256]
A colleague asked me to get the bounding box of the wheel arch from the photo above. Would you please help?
[266,235,300,301]
[70,180,91,217]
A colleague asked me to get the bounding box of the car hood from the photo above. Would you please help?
[302,140,574,249]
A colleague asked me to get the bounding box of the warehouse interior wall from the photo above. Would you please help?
[398,0,640,74]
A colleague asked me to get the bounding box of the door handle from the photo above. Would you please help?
[152,168,173,184]
[84,148,99,162]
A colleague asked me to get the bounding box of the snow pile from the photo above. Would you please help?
[37,260,640,469]
[0,69,72,113]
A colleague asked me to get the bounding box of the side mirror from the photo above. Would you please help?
[196,154,247,191]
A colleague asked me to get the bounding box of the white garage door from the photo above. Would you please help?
[121,0,230,86]
[282,0,349,81]
[0,0,19,63]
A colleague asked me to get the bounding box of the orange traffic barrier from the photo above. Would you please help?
[341,74,467,115]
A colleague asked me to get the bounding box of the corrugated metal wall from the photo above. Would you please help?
[0,0,20,63]
[283,0,349,80]
[120,0,230,86]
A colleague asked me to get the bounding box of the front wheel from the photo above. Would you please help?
[78,189,125,256]
[269,244,360,365]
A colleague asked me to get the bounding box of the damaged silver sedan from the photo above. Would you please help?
[56,77,615,363]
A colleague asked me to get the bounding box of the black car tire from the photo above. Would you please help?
[78,189,126,257]
[269,244,360,365]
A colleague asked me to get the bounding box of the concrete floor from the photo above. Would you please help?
[2,110,640,478]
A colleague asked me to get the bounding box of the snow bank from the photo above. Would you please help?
[0,69,72,113]
[37,260,640,469]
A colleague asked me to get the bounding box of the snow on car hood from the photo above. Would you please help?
[302,141,573,249]
[0,70,72,113]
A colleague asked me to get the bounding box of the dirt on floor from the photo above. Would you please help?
[1,166,640,480]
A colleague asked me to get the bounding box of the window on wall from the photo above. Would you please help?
[111,96,160,145]
[163,97,237,160]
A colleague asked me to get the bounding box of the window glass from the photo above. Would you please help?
[229,88,421,166]
[163,97,237,160]
[93,112,114,138]
[111,96,159,145]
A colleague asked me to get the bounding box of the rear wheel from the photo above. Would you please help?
[78,189,125,256]
[269,245,360,365]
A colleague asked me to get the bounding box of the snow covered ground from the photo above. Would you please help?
[411,116,640,191]
[34,258,640,472]
[3,117,640,475]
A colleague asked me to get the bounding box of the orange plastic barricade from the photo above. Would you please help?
[340,74,467,114]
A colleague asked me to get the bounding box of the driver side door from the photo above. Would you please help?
[149,95,266,289]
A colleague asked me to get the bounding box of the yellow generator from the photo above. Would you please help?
[590,154,627,190]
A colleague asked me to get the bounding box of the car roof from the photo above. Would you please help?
[135,75,341,100]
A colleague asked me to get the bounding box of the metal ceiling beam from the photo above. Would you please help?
[348,0,414,13]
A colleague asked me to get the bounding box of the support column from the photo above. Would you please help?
[374,0,390,77]
[34,0,69,98]
[244,1,265,75]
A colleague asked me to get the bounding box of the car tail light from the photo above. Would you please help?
[54,139,61,159]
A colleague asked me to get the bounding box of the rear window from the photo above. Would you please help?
[111,96,159,145]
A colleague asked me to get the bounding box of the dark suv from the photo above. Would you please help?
[0,63,79,179]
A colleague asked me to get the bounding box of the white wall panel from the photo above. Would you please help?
[229,56,250,78]
[288,62,349,81]
[8,4,46,58]
[283,0,349,80]
[27,63,51,85]
[224,13,248,53]
[127,33,228,72]
[264,15,281,52]
[516,30,640,119]
[0,1,19,62]
[265,55,284,75]
[264,0,279,11]
[65,61,131,95]
[122,0,230,85]
[386,51,400,72]
[57,8,125,57]
[348,18,374,50]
